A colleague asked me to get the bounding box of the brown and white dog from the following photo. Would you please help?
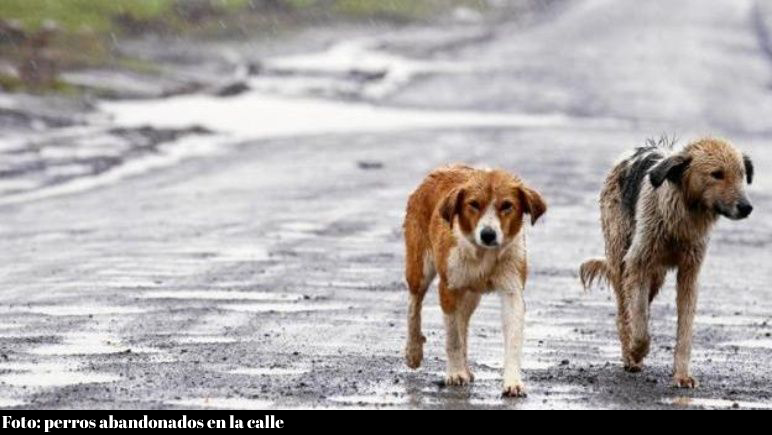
[580,137,754,388]
[403,165,546,397]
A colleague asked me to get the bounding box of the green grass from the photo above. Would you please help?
[0,73,25,92]
[288,0,486,21]
[334,0,480,20]
[0,0,486,33]
[0,0,487,30]
[0,72,75,94]
[0,0,487,93]
[0,0,266,32]
[0,0,173,32]
[0,0,253,92]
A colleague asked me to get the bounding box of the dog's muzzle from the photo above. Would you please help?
[717,198,753,220]
[736,199,753,219]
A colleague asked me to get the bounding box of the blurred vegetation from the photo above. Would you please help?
[0,0,486,93]
[0,1,485,30]
[0,0,175,32]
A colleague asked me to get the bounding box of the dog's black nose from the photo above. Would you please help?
[737,201,753,218]
[480,227,497,246]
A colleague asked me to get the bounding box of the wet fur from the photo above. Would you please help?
[403,165,546,397]
[580,137,753,388]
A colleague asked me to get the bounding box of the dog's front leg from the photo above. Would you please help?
[440,282,470,386]
[623,267,650,371]
[499,285,526,397]
[674,260,701,388]
[457,291,481,381]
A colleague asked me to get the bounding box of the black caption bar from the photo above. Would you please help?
[2,412,286,432]
[0,409,733,430]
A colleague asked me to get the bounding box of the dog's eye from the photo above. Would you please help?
[500,201,513,212]
[468,201,480,211]
[711,170,725,180]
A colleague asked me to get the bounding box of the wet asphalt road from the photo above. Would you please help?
[1,0,772,409]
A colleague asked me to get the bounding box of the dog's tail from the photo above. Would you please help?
[579,258,610,291]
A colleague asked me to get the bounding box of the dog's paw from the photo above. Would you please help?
[405,343,423,369]
[444,371,472,386]
[502,382,527,398]
[623,354,644,373]
[623,362,643,373]
[672,374,699,389]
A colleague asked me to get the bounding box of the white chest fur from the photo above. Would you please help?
[446,223,524,291]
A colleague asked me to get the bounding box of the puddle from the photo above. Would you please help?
[0,371,119,388]
[1,32,623,207]
[0,135,223,206]
[596,344,623,357]
[166,397,273,409]
[228,367,309,376]
[305,280,378,289]
[429,370,500,381]
[327,395,409,406]
[29,332,156,356]
[0,398,25,408]
[471,359,556,372]
[720,339,772,349]
[0,178,41,195]
[7,304,149,317]
[1,361,78,371]
[688,315,763,326]
[206,246,271,262]
[528,324,576,340]
[170,246,270,262]
[98,279,163,288]
[1,45,584,208]
[277,222,324,232]
[221,302,350,313]
[177,311,253,337]
[175,336,240,344]
[103,91,569,142]
[259,38,474,100]
[0,361,119,388]
[469,394,594,410]
[138,290,302,301]
[523,360,559,370]
[663,397,772,409]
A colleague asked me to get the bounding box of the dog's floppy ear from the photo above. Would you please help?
[649,154,692,188]
[439,187,465,226]
[518,185,547,225]
[743,154,754,185]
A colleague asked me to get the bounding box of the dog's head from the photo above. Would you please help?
[440,170,546,249]
[650,138,753,220]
